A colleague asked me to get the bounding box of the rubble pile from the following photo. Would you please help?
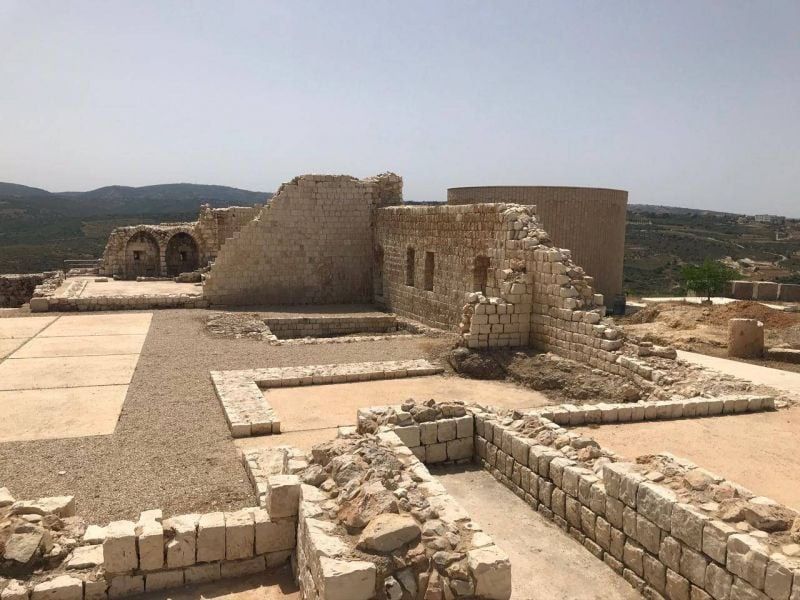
[295,433,510,599]
[634,454,800,549]
[205,312,272,340]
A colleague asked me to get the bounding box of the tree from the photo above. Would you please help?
[680,259,738,301]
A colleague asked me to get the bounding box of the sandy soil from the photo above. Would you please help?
[433,465,641,600]
[237,376,550,453]
[620,301,800,373]
[0,309,452,523]
[576,405,800,510]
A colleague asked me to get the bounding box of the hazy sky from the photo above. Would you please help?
[1,1,798,215]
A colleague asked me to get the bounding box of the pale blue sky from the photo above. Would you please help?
[1,1,798,215]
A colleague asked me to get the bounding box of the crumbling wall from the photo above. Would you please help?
[100,205,261,280]
[203,173,402,306]
[0,274,45,307]
[374,203,524,330]
[447,186,628,302]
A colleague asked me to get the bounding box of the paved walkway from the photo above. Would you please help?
[54,276,197,298]
[433,465,641,600]
[0,313,151,442]
[677,350,800,397]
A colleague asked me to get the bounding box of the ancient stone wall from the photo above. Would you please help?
[728,279,800,302]
[0,274,45,307]
[447,186,628,302]
[203,174,402,306]
[474,406,799,600]
[100,205,261,280]
[374,204,521,330]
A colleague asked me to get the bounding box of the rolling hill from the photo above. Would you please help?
[0,182,271,273]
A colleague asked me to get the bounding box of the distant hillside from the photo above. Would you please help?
[628,204,740,217]
[0,181,271,274]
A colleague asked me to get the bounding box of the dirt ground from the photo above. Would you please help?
[576,405,800,510]
[0,309,452,523]
[448,348,644,404]
[433,465,641,600]
[236,376,550,454]
[620,301,800,373]
[141,567,298,600]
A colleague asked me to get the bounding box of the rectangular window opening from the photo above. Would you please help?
[405,248,415,286]
[424,251,435,291]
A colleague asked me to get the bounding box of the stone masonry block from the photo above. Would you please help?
[31,576,82,600]
[197,512,226,563]
[135,519,164,572]
[456,415,474,438]
[703,520,736,565]
[705,562,732,600]
[266,475,300,519]
[103,520,137,574]
[672,503,708,552]
[727,534,769,590]
[254,510,295,554]
[637,482,676,532]
[225,509,254,560]
[437,420,457,442]
[318,556,376,600]
[184,563,221,585]
[447,437,473,461]
[164,514,198,569]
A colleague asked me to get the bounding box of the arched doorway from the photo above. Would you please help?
[165,232,200,276]
[124,231,160,279]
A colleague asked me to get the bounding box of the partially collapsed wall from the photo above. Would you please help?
[203,174,402,306]
[100,204,261,280]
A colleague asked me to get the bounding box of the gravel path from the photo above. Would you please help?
[0,309,449,523]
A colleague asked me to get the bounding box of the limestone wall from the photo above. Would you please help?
[203,173,402,306]
[475,408,800,600]
[447,186,628,302]
[100,205,261,280]
[0,273,45,307]
[373,203,522,330]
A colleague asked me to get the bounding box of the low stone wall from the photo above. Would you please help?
[294,429,511,599]
[210,359,443,438]
[357,401,475,465]
[0,274,46,308]
[728,280,800,302]
[1,465,300,600]
[263,315,398,339]
[474,408,800,600]
[31,294,208,313]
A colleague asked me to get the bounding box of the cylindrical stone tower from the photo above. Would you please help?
[447,186,628,303]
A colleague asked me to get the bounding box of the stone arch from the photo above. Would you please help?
[165,232,200,276]
[124,231,160,279]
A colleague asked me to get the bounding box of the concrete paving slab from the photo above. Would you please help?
[0,338,26,359]
[0,354,139,390]
[0,316,58,339]
[0,385,128,442]
[678,349,800,396]
[11,334,147,358]
[56,277,199,298]
[434,465,641,600]
[41,313,153,337]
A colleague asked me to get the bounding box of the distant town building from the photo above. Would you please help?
[754,214,785,224]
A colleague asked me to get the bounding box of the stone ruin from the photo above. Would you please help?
[3,170,800,600]
[98,203,262,281]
